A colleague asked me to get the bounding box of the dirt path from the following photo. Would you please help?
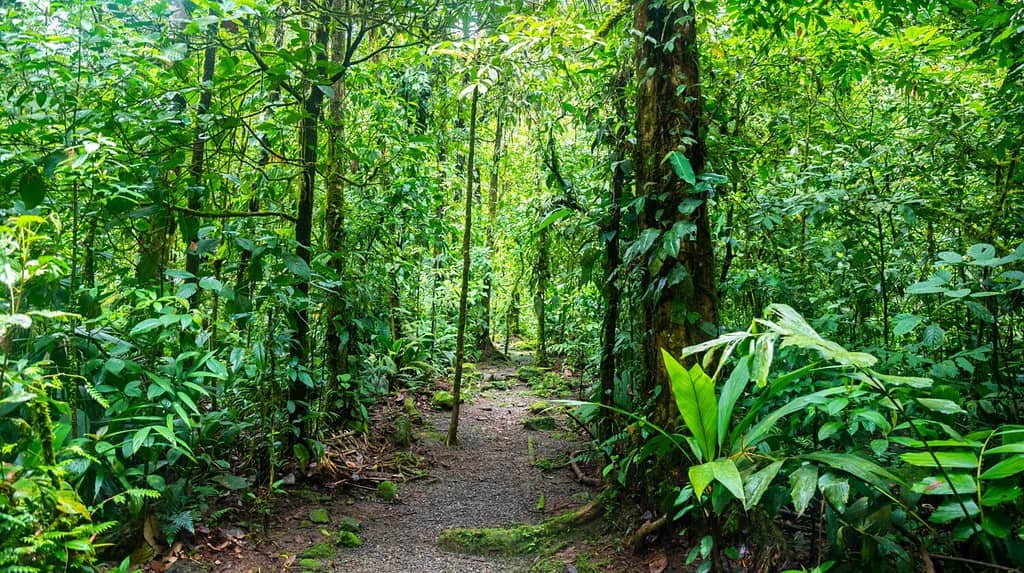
[201,360,593,572]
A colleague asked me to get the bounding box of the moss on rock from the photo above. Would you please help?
[309,508,330,524]
[523,415,556,431]
[431,390,454,410]
[300,542,336,559]
[376,480,399,502]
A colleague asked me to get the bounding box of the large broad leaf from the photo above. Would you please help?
[689,459,744,506]
[18,166,46,208]
[663,350,717,461]
[912,474,977,495]
[743,460,782,510]
[930,499,979,524]
[666,150,696,185]
[760,304,876,367]
[893,314,923,337]
[744,386,847,447]
[804,452,904,491]
[680,331,751,360]
[282,252,311,279]
[900,451,979,469]
[980,455,1024,480]
[817,473,850,513]
[916,398,966,415]
[718,356,750,451]
[750,333,775,388]
[790,464,818,517]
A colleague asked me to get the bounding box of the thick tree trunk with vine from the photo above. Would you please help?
[324,14,349,392]
[479,113,504,356]
[288,18,329,433]
[634,1,718,428]
[598,68,628,439]
[447,87,479,446]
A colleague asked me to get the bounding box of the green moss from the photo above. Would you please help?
[337,516,361,533]
[437,506,588,556]
[334,530,362,548]
[403,396,422,423]
[528,400,550,414]
[376,480,399,502]
[516,365,546,382]
[309,508,330,524]
[431,390,454,410]
[298,558,322,571]
[524,416,556,431]
[391,414,412,448]
[300,542,336,559]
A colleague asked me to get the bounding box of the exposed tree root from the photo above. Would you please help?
[437,490,610,556]
[628,514,669,554]
[569,451,600,487]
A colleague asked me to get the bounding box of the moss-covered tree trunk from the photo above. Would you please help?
[598,68,628,439]
[447,87,479,446]
[534,223,550,368]
[634,1,718,427]
[324,5,349,393]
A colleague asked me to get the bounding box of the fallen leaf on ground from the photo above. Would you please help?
[648,551,668,573]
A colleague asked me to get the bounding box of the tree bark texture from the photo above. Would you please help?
[447,87,479,446]
[480,112,504,354]
[634,1,719,427]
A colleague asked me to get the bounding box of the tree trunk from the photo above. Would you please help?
[479,112,504,355]
[288,18,329,430]
[324,6,349,391]
[534,223,550,368]
[634,1,718,427]
[447,87,479,447]
[184,23,217,309]
[598,68,628,439]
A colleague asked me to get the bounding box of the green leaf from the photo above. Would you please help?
[980,455,1024,480]
[689,462,714,500]
[535,208,571,233]
[282,253,310,279]
[967,243,995,264]
[663,350,717,461]
[985,443,1024,455]
[212,473,249,490]
[790,464,818,517]
[750,333,775,388]
[666,150,696,185]
[912,474,977,495]
[900,451,979,469]
[761,304,876,367]
[893,314,922,337]
[743,460,782,510]
[130,426,151,456]
[689,459,744,506]
[745,386,846,447]
[130,318,163,336]
[55,489,90,518]
[804,452,904,491]
[930,499,978,524]
[980,484,1021,506]
[176,282,198,300]
[817,473,850,513]
[18,166,46,208]
[718,356,750,450]
[916,398,966,415]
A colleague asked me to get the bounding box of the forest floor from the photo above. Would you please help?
[171,352,656,573]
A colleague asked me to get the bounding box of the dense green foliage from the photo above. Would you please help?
[1,0,1021,570]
